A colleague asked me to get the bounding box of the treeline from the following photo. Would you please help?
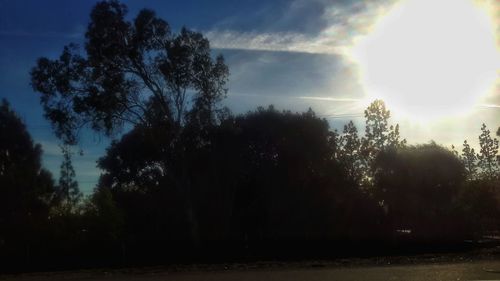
[1,0,499,271]
[1,98,499,271]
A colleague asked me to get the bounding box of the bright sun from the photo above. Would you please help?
[350,0,499,121]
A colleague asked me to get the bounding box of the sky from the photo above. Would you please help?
[0,0,498,193]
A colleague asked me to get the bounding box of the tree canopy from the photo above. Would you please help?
[54,145,82,213]
[0,99,55,266]
[477,123,499,180]
[373,143,466,240]
[31,0,228,144]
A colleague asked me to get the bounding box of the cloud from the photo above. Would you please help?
[478,104,500,109]
[208,0,396,55]
[228,92,362,103]
[210,0,329,35]
[296,96,361,102]
[219,48,366,115]
[208,0,397,127]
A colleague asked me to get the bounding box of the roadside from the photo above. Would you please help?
[2,245,500,280]
[2,259,500,281]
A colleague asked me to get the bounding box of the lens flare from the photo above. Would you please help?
[349,0,499,122]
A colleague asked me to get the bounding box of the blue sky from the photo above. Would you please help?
[0,0,498,193]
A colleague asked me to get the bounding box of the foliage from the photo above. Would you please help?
[338,121,364,186]
[360,100,406,186]
[30,0,228,144]
[458,179,500,239]
[31,0,229,248]
[53,144,82,214]
[84,187,124,244]
[2,92,498,269]
[0,99,55,267]
[461,140,478,180]
[227,107,370,242]
[362,100,406,156]
[477,123,499,180]
[95,106,381,253]
[373,143,466,240]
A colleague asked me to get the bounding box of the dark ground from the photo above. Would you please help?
[3,245,500,280]
[2,261,500,281]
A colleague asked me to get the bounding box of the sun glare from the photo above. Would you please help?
[350,0,499,122]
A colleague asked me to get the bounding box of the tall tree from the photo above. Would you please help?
[30,0,229,144]
[461,140,478,180]
[31,0,229,246]
[227,107,361,242]
[55,144,82,213]
[363,100,391,150]
[362,100,405,153]
[498,127,500,165]
[338,121,363,185]
[359,100,406,186]
[477,123,499,180]
[373,143,466,239]
[0,99,55,263]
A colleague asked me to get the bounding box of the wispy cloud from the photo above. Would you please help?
[207,0,396,55]
[227,92,367,120]
[296,96,361,102]
[230,93,361,102]
[478,103,500,109]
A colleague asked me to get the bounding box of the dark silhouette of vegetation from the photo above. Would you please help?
[373,143,467,242]
[30,0,229,250]
[478,124,499,179]
[0,99,55,269]
[53,144,82,213]
[460,140,478,180]
[453,123,500,240]
[30,0,228,145]
[0,0,496,272]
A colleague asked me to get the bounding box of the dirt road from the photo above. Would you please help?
[2,261,500,281]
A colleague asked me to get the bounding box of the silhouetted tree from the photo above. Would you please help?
[231,107,343,242]
[96,105,384,255]
[362,100,405,152]
[458,179,499,239]
[220,107,381,246]
[477,124,499,180]
[30,0,228,144]
[0,99,55,265]
[54,144,82,213]
[498,127,500,165]
[31,0,229,246]
[78,187,124,262]
[96,121,189,254]
[461,140,478,180]
[373,143,466,241]
[338,121,363,186]
[360,100,405,187]
[86,187,123,240]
